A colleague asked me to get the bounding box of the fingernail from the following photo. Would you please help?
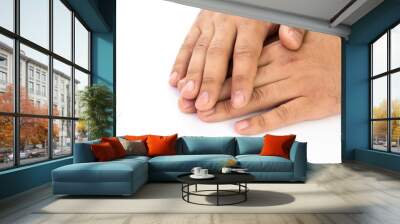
[289,28,302,42]
[182,80,194,93]
[182,99,194,109]
[232,91,245,108]
[235,120,250,131]
[170,71,178,81]
[196,91,209,107]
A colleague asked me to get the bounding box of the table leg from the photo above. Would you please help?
[195,184,198,192]
[217,184,219,206]
[245,183,247,201]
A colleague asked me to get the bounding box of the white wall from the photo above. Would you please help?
[116,0,341,163]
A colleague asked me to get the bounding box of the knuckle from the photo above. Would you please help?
[202,76,223,87]
[222,100,232,114]
[251,88,265,104]
[233,74,251,85]
[234,44,257,59]
[275,104,291,122]
[207,44,228,56]
[195,37,210,51]
[255,115,267,128]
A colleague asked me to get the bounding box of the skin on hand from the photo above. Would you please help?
[196,31,341,135]
[170,10,305,113]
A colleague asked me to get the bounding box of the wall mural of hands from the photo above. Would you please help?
[169,10,341,135]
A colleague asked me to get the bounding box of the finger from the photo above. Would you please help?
[181,26,214,100]
[230,24,269,109]
[279,25,306,50]
[194,21,236,111]
[198,78,300,122]
[218,64,291,101]
[177,78,186,92]
[170,25,201,87]
[178,97,197,113]
[234,97,312,135]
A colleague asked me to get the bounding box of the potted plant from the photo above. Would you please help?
[79,84,113,140]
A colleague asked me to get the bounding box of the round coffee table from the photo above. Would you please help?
[177,173,255,206]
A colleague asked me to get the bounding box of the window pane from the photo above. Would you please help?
[372,77,387,119]
[0,116,13,170]
[372,33,387,76]
[75,18,89,69]
[53,0,72,60]
[392,72,400,118]
[53,59,72,117]
[372,121,388,151]
[20,117,49,165]
[53,119,72,157]
[20,44,49,115]
[391,120,400,153]
[75,120,88,143]
[391,24,400,70]
[20,0,49,49]
[0,0,13,31]
[0,34,14,112]
[74,69,89,118]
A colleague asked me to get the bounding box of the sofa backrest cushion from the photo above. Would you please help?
[235,137,263,155]
[177,136,236,155]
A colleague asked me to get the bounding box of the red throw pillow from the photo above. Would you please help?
[260,134,296,159]
[101,137,127,158]
[146,134,178,157]
[91,142,117,161]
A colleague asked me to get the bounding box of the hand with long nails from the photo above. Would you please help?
[169,10,306,113]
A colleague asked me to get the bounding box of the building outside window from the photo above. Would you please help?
[371,23,400,154]
[28,81,34,94]
[0,0,91,170]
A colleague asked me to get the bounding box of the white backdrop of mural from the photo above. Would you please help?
[116,0,341,163]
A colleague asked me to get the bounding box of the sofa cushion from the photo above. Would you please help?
[177,136,236,155]
[53,158,147,183]
[91,142,118,161]
[260,134,296,159]
[149,154,235,172]
[236,155,293,172]
[147,134,178,157]
[235,137,263,155]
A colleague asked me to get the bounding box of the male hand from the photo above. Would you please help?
[169,10,306,112]
[196,32,341,135]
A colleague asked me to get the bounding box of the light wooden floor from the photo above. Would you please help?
[1,162,400,224]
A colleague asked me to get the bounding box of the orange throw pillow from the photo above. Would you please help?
[124,135,149,141]
[260,134,296,159]
[91,142,117,161]
[146,134,178,157]
[101,137,127,158]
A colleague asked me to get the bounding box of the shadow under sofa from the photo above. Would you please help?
[52,136,307,196]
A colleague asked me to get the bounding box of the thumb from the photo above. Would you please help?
[279,25,306,50]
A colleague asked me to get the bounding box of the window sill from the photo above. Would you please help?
[355,148,400,172]
[0,156,72,176]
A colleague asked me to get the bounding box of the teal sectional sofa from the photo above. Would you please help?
[52,136,307,196]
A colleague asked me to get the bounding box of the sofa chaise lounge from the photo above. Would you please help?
[52,136,307,196]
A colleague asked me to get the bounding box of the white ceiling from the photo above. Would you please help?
[164,0,384,38]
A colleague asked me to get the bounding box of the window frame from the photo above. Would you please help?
[0,0,91,171]
[370,21,400,154]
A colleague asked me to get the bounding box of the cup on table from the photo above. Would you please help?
[199,169,208,176]
[191,167,202,176]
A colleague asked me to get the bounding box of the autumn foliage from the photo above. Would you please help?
[0,85,59,151]
[372,99,400,142]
